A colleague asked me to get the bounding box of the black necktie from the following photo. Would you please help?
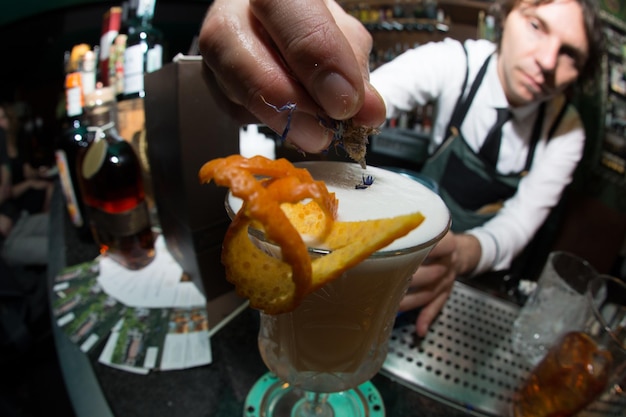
[479,108,512,167]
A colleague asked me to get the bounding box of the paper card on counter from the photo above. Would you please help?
[159,307,212,371]
[53,260,101,293]
[173,281,206,308]
[98,319,150,375]
[98,235,206,308]
[52,261,124,353]
[98,306,212,373]
[98,309,169,374]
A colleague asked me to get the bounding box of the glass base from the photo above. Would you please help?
[244,372,385,417]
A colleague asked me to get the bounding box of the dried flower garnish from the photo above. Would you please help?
[355,174,375,189]
[261,97,379,168]
[261,96,297,140]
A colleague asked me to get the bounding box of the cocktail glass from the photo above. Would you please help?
[226,161,450,417]
[511,274,626,417]
[510,251,597,365]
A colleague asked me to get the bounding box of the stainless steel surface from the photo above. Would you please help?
[382,281,532,416]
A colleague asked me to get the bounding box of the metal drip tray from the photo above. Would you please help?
[382,281,532,416]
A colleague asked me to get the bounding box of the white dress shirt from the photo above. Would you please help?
[370,38,585,275]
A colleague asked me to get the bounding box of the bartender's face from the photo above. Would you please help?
[497,0,589,107]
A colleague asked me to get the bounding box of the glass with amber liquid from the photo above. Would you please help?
[80,85,155,269]
[228,161,451,416]
[512,275,626,417]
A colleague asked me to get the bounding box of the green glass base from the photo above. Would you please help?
[244,372,385,417]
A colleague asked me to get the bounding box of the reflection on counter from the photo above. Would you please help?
[50,236,214,373]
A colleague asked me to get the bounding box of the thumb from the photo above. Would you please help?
[251,0,383,123]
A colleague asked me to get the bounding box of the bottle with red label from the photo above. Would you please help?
[99,6,122,86]
[80,85,155,269]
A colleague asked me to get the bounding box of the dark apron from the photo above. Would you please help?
[421,53,550,233]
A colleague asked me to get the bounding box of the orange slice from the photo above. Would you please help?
[199,155,425,314]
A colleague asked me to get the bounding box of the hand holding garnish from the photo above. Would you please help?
[263,97,378,168]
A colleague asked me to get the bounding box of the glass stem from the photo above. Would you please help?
[294,391,332,417]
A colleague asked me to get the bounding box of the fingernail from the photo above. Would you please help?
[352,80,387,127]
[313,72,359,120]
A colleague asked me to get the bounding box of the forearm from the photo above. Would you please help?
[23,163,41,180]
[10,180,31,199]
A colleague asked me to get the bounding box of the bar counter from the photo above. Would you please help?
[48,183,522,417]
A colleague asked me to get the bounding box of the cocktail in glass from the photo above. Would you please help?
[511,275,626,417]
[227,161,450,417]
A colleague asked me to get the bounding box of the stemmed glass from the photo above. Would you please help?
[227,161,450,417]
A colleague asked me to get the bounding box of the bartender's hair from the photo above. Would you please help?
[492,0,605,86]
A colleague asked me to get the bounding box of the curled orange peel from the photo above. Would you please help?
[199,155,425,314]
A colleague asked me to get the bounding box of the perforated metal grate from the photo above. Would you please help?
[382,281,533,416]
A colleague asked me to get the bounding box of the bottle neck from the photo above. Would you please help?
[87,121,116,142]
[87,106,114,126]
[137,0,155,18]
[86,103,119,140]
[119,1,130,33]
[135,0,155,27]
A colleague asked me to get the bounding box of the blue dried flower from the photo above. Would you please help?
[355,174,375,189]
[261,96,297,142]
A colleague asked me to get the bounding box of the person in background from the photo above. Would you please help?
[0,103,49,267]
[197,0,604,336]
[0,112,12,238]
[0,103,54,214]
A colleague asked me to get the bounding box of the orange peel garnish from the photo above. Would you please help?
[199,155,425,314]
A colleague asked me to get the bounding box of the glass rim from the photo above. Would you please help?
[549,250,597,270]
[224,193,451,258]
[547,250,598,294]
[586,274,626,352]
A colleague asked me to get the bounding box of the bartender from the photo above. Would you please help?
[197,0,604,336]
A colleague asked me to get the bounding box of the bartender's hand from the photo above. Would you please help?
[198,0,386,152]
[399,232,481,337]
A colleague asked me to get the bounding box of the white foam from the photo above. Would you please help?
[227,161,450,251]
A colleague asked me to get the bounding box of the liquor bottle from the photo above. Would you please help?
[80,85,155,269]
[122,0,163,99]
[99,6,122,86]
[80,49,97,99]
[54,45,94,241]
[477,10,496,41]
[109,1,130,96]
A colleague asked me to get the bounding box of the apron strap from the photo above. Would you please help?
[445,46,470,133]
[523,99,569,171]
[523,102,546,171]
[445,51,494,135]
